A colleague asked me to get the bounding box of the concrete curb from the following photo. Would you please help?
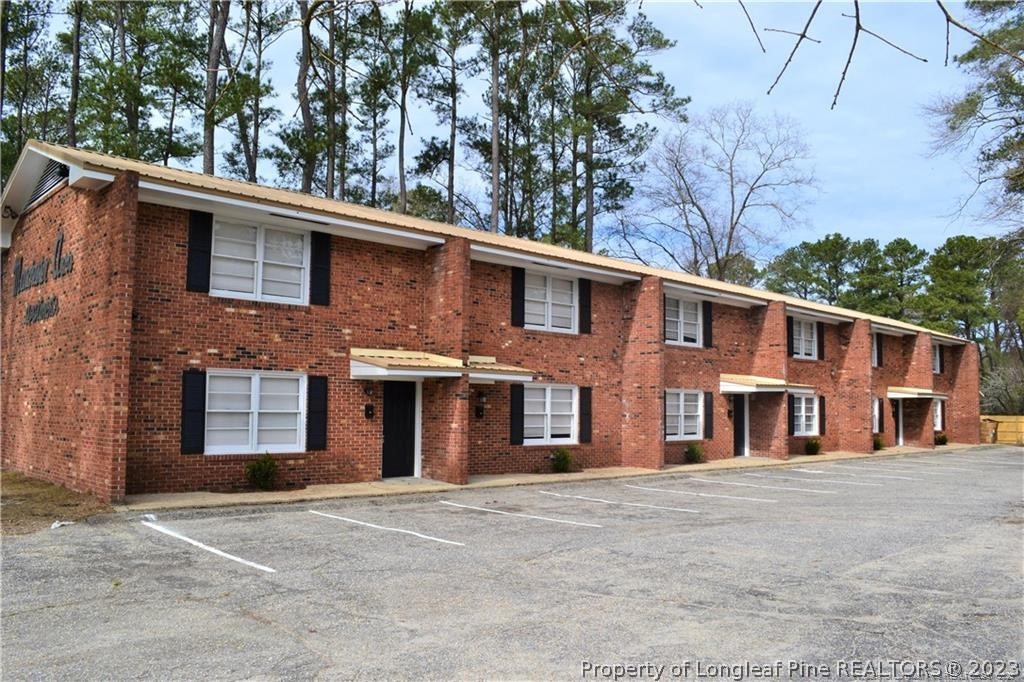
[113,443,1008,513]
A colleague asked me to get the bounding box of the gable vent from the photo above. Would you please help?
[26,160,69,207]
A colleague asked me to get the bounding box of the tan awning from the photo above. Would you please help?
[887,386,948,399]
[719,373,815,394]
[350,349,533,382]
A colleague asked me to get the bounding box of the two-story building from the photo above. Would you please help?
[0,142,980,502]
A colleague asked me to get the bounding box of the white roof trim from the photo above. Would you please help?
[468,371,533,383]
[350,360,462,380]
[786,304,853,324]
[470,244,640,284]
[719,380,815,395]
[663,282,765,309]
[870,322,915,337]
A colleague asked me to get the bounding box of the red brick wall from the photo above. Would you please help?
[125,202,431,493]
[620,276,664,469]
[786,315,845,454]
[870,333,914,448]
[748,394,788,459]
[1,176,138,502]
[937,341,981,444]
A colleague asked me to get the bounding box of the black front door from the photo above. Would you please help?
[382,381,416,478]
[733,395,747,457]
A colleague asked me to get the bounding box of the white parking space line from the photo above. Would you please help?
[624,484,778,503]
[538,490,699,513]
[439,500,603,528]
[823,464,923,481]
[745,473,883,487]
[895,460,972,472]
[141,520,276,573]
[686,477,837,494]
[868,463,948,476]
[951,456,1023,466]
[309,510,465,546]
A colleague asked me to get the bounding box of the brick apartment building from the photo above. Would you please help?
[0,142,980,502]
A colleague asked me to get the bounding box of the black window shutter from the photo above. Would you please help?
[703,392,714,439]
[306,376,328,450]
[878,398,885,433]
[579,386,592,443]
[876,333,884,367]
[309,232,331,306]
[787,394,796,436]
[186,210,213,292]
[940,401,946,431]
[578,278,592,334]
[511,267,525,327]
[510,383,524,445]
[817,321,825,360]
[786,316,795,357]
[818,395,826,435]
[938,346,945,374]
[181,370,206,454]
[702,301,713,348]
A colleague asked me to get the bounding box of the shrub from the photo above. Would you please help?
[934,432,948,446]
[804,438,822,455]
[684,442,705,464]
[245,454,278,490]
[551,447,573,473]
[872,434,883,451]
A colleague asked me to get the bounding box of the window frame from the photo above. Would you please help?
[793,394,819,437]
[664,296,703,347]
[209,220,311,305]
[665,389,703,441]
[872,397,881,433]
[871,334,880,368]
[791,318,818,360]
[933,399,944,432]
[521,383,578,446]
[204,369,307,456]
[523,271,578,334]
[932,344,941,374]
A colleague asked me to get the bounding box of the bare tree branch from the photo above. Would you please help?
[766,0,822,96]
[936,0,1024,68]
[738,0,765,54]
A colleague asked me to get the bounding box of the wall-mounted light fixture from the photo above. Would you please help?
[475,390,487,419]
[363,384,374,397]
[364,404,375,419]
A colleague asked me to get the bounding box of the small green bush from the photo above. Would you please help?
[245,454,278,490]
[551,447,573,473]
[804,438,822,455]
[872,434,883,451]
[684,442,705,464]
[934,432,948,446]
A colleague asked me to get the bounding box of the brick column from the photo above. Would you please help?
[751,301,788,379]
[901,398,935,449]
[620,275,665,469]
[946,342,981,444]
[421,377,470,484]
[905,332,936,390]
[748,393,790,459]
[835,319,873,453]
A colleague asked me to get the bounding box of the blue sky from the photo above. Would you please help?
[251,1,984,255]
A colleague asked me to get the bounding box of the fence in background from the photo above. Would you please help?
[981,415,1024,445]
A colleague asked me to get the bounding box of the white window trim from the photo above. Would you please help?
[792,318,818,360]
[871,334,880,368]
[524,272,578,335]
[933,399,944,432]
[204,369,307,456]
[209,220,312,305]
[522,383,578,446]
[793,394,819,437]
[664,296,703,347]
[872,397,881,433]
[665,389,703,441]
[932,344,941,374]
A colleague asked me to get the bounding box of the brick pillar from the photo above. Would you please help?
[751,301,788,379]
[946,342,981,444]
[748,393,789,459]
[905,332,935,390]
[620,275,665,469]
[420,238,471,483]
[835,319,873,453]
[901,398,935,449]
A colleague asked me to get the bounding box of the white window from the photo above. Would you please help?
[872,397,881,433]
[665,389,702,440]
[792,319,817,359]
[211,222,309,304]
[205,371,306,455]
[523,384,577,444]
[933,400,944,432]
[871,334,879,368]
[524,272,576,333]
[932,344,941,374]
[665,297,702,346]
[793,395,818,436]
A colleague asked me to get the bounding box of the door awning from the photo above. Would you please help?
[349,348,533,382]
[719,374,815,395]
[886,386,948,399]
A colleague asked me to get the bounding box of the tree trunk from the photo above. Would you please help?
[296,0,315,192]
[203,0,230,175]
[67,1,82,146]
[325,4,336,198]
[447,44,457,224]
[489,4,500,233]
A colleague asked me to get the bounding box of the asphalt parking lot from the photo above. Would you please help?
[2,446,1022,680]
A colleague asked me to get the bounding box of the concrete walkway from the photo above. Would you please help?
[115,443,1001,512]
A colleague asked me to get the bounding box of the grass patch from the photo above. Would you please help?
[0,470,110,536]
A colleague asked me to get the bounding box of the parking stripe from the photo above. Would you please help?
[896,460,972,472]
[538,490,699,513]
[870,462,949,475]
[141,520,276,573]
[744,472,883,487]
[823,464,923,481]
[309,510,465,546]
[439,500,603,528]
[624,483,778,503]
[686,477,837,494]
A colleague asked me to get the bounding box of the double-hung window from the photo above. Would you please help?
[871,334,880,367]
[793,395,818,436]
[523,384,577,444]
[665,389,702,440]
[211,222,309,304]
[665,297,701,346]
[524,272,576,333]
[792,319,817,359]
[932,344,941,374]
[205,371,306,455]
